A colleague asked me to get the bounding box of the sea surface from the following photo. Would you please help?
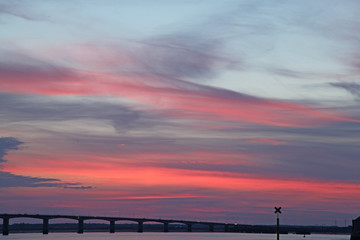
[2,232,350,240]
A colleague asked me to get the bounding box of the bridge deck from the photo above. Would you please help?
[0,213,238,235]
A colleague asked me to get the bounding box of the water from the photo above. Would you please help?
[2,232,350,240]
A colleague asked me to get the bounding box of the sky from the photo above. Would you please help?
[1,0,360,226]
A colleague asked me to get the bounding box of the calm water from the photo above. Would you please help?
[2,232,350,240]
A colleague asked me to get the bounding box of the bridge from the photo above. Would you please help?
[0,213,240,235]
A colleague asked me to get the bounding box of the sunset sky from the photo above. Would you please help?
[1,0,360,226]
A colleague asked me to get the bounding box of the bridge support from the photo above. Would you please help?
[137,221,143,233]
[77,219,84,234]
[187,223,192,232]
[2,217,9,235]
[163,222,169,232]
[209,224,214,232]
[42,218,49,234]
[110,220,115,233]
[351,217,360,240]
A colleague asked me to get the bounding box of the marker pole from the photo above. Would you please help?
[274,207,282,240]
[277,213,280,240]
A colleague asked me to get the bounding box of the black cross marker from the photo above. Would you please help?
[274,207,282,214]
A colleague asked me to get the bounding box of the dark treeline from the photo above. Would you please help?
[0,223,352,234]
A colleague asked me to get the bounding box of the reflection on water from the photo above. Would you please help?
[3,232,350,240]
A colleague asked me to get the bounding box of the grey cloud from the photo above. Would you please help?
[63,185,93,190]
[1,171,62,188]
[130,120,360,182]
[0,51,76,82]
[0,61,73,81]
[330,82,360,100]
[159,139,360,182]
[268,68,342,80]
[236,123,360,181]
[136,35,225,80]
[0,171,92,189]
[0,93,163,133]
[128,4,247,83]
[263,143,360,181]
[251,121,360,139]
[270,68,310,79]
[0,1,48,21]
[0,137,23,163]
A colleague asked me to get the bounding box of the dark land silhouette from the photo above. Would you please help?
[0,222,352,235]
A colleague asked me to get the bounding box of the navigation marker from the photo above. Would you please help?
[274,206,282,240]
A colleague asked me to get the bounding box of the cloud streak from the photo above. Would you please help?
[1,50,359,129]
[0,137,91,189]
[331,82,360,101]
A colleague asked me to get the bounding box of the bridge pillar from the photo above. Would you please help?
[187,223,192,232]
[110,220,115,233]
[351,217,360,240]
[137,221,143,233]
[234,224,240,232]
[224,224,229,232]
[163,222,169,232]
[77,219,84,234]
[42,218,49,234]
[209,224,214,232]
[2,217,9,235]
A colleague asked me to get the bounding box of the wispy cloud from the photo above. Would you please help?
[248,138,286,145]
[132,34,234,81]
[0,137,22,163]
[331,82,360,101]
[0,1,33,21]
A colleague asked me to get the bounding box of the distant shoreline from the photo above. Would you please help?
[1,223,352,235]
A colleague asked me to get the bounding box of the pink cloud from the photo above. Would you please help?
[1,50,360,128]
[2,146,360,224]
[5,151,360,199]
[3,69,359,127]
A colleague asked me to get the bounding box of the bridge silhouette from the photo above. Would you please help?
[0,213,241,235]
